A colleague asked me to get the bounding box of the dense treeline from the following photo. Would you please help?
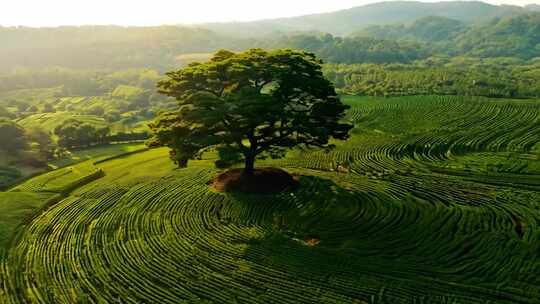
[451,13,540,59]
[356,16,466,42]
[259,34,428,64]
[54,119,110,149]
[0,119,28,153]
[357,13,540,60]
[0,119,54,172]
[1,12,539,71]
[324,57,540,98]
[0,68,161,94]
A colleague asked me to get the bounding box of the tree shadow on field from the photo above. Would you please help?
[227,176,523,303]
[225,175,364,244]
[223,175,370,298]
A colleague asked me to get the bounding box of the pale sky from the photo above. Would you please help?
[1,0,538,27]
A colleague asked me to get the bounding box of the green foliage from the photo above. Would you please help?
[452,13,540,59]
[0,119,28,153]
[151,49,352,171]
[356,16,466,42]
[324,57,540,98]
[261,34,429,64]
[54,119,110,149]
[215,145,243,168]
[251,12,540,66]
[111,85,146,99]
[0,68,160,95]
[0,10,537,73]
[355,12,540,60]
[0,166,22,190]
[26,127,57,161]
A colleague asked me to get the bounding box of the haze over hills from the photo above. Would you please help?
[0,1,539,71]
[355,16,467,42]
[525,3,540,10]
[200,1,535,37]
[0,26,244,71]
[353,12,540,58]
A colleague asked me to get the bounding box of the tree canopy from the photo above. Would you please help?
[0,119,28,153]
[149,48,352,173]
[54,119,110,149]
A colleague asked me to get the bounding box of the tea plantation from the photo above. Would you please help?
[1,96,539,303]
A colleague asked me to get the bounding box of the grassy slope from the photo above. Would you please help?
[0,144,153,262]
[17,112,107,134]
[0,192,54,257]
[0,143,146,190]
[1,95,539,303]
[0,87,62,106]
[49,142,147,168]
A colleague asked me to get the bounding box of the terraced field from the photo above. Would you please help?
[17,112,108,134]
[1,96,539,303]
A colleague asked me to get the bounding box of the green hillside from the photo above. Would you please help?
[201,1,528,37]
[453,13,540,59]
[0,192,55,257]
[1,95,538,303]
[0,3,538,71]
[17,112,107,134]
[356,16,466,42]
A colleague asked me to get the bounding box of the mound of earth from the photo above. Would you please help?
[210,167,298,193]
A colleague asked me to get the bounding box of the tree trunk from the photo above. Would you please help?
[243,154,256,175]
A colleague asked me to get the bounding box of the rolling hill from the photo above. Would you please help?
[353,12,540,59]
[452,12,540,58]
[355,16,466,42]
[201,1,531,37]
[1,95,539,303]
[0,2,538,71]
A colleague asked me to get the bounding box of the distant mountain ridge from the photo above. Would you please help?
[525,4,540,11]
[0,2,538,70]
[200,1,531,37]
[355,16,467,42]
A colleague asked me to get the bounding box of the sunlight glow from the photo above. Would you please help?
[1,0,538,27]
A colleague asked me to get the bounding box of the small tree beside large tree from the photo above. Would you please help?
[149,48,352,175]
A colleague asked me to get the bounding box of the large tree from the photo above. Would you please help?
[149,49,352,174]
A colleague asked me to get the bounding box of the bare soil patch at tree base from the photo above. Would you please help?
[210,168,299,194]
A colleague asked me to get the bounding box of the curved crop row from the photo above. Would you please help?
[1,96,539,303]
[2,166,539,303]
